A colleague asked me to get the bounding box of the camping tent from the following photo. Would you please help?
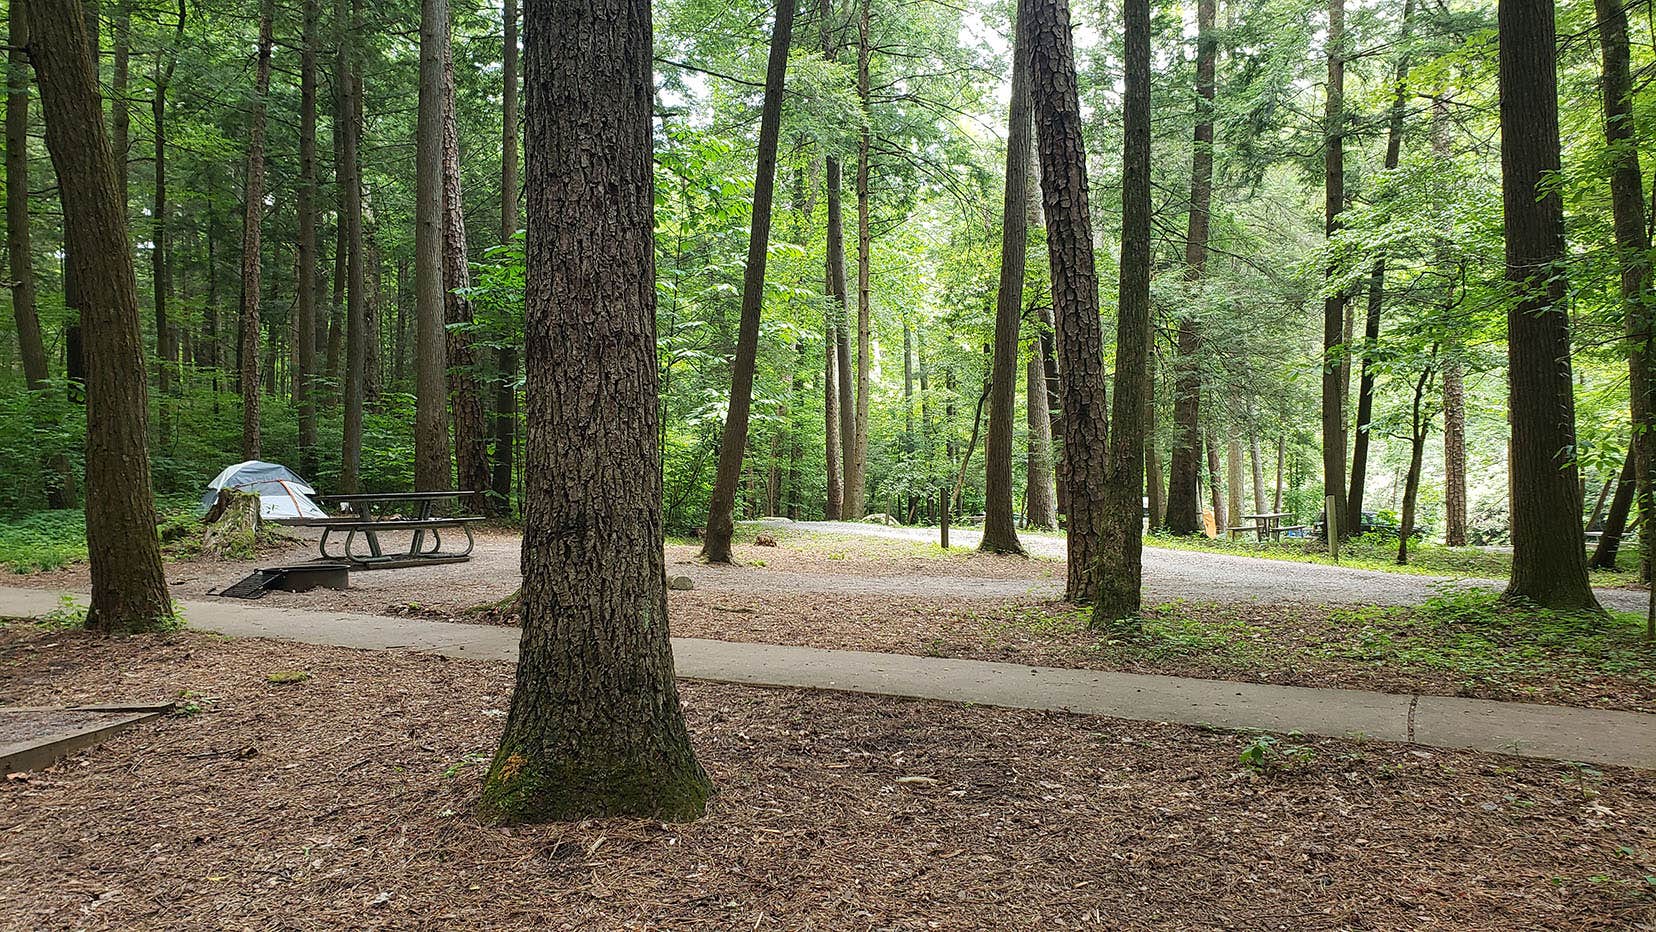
[200,461,328,520]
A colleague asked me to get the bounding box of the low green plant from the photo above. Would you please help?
[1238,733,1317,774]
[38,594,88,630]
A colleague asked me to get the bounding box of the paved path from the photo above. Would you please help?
[4,586,1653,771]
[758,519,1651,612]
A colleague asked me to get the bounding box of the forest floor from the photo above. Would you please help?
[7,522,1655,712]
[1,620,1654,930]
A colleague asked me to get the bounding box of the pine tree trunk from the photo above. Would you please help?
[1590,447,1636,569]
[110,0,127,213]
[441,28,493,515]
[1164,0,1213,537]
[1027,0,1109,602]
[482,0,712,823]
[338,0,367,492]
[491,0,519,508]
[846,0,873,520]
[1094,0,1151,620]
[151,35,179,441]
[1498,0,1600,611]
[1595,0,1654,586]
[1248,421,1267,515]
[1205,428,1225,535]
[296,0,320,478]
[981,14,1032,556]
[1320,0,1349,542]
[1347,0,1412,532]
[238,0,273,461]
[1026,341,1058,529]
[6,2,48,393]
[701,0,795,563]
[414,0,453,490]
[1227,437,1244,535]
[28,0,171,632]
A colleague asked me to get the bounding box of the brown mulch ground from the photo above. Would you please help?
[1,621,1653,930]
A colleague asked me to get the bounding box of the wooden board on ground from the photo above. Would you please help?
[0,703,172,775]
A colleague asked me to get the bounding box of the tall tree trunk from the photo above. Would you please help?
[28,0,170,632]
[1094,0,1151,620]
[1498,0,1600,610]
[414,0,452,490]
[1145,378,1164,531]
[1590,446,1637,569]
[701,0,795,563]
[823,313,843,519]
[238,0,274,461]
[1165,0,1214,537]
[491,0,519,508]
[296,0,320,478]
[1248,420,1267,514]
[1397,364,1434,565]
[1320,0,1349,542]
[1038,302,1064,513]
[1227,437,1244,535]
[481,0,712,823]
[150,20,180,441]
[981,12,1032,556]
[1595,0,1654,586]
[845,0,872,519]
[338,0,367,492]
[1026,338,1058,529]
[6,2,47,394]
[1348,0,1413,532]
[1027,0,1108,602]
[442,27,493,515]
[109,0,127,213]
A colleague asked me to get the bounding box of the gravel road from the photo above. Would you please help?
[748,519,1650,612]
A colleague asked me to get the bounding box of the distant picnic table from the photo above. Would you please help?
[1228,512,1305,543]
[275,491,482,568]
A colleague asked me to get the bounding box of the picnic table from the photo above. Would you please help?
[276,491,483,568]
[1228,512,1305,542]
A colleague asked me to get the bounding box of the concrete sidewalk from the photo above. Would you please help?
[4,585,1654,770]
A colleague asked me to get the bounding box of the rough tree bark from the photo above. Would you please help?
[238,0,274,461]
[1498,0,1600,611]
[149,3,183,441]
[27,0,171,632]
[297,0,320,478]
[480,0,713,822]
[1094,0,1151,621]
[442,27,493,515]
[1347,0,1412,531]
[845,0,873,519]
[1165,0,1214,537]
[1026,0,1109,603]
[491,0,519,508]
[337,0,367,492]
[6,1,48,395]
[701,0,795,563]
[980,13,1032,556]
[414,0,452,490]
[1226,437,1244,536]
[1026,338,1058,529]
[1321,0,1349,543]
[1594,0,1653,584]
[1434,97,1468,547]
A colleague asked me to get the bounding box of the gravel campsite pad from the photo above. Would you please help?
[2,622,1654,930]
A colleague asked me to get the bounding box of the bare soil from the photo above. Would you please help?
[1,622,1653,930]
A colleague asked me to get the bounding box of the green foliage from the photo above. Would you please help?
[0,511,89,573]
[1238,733,1318,774]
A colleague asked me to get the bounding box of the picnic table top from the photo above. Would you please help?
[1241,512,1294,520]
[314,491,473,504]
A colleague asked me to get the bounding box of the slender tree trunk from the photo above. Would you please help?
[845,0,872,519]
[110,0,127,213]
[491,0,519,508]
[824,316,843,518]
[1347,0,1413,532]
[6,2,47,393]
[1227,437,1244,535]
[701,0,795,563]
[1094,0,1151,620]
[338,0,367,492]
[1498,0,1600,610]
[1590,447,1637,569]
[1595,0,1654,588]
[1027,0,1108,602]
[238,0,274,461]
[1397,365,1433,565]
[1321,0,1349,542]
[414,0,452,489]
[1205,428,1225,534]
[441,27,492,515]
[1274,435,1285,512]
[296,0,320,478]
[151,41,178,440]
[28,0,170,632]
[981,13,1033,555]
[481,0,712,823]
[1165,0,1214,537]
[1038,302,1064,513]
[1026,340,1058,529]
[1248,421,1267,514]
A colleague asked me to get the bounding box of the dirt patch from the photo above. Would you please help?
[0,622,1652,930]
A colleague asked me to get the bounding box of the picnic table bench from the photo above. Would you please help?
[274,491,482,568]
[1228,512,1307,542]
